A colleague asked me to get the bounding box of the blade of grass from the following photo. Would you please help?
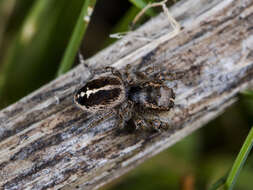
[129,0,156,17]
[0,0,53,105]
[0,0,16,49]
[224,126,253,190]
[208,127,253,190]
[208,174,227,190]
[56,0,97,76]
[0,0,84,108]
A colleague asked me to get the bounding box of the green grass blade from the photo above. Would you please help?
[0,0,84,108]
[0,0,53,105]
[57,0,97,76]
[0,0,16,47]
[208,175,227,190]
[208,127,253,190]
[224,127,253,190]
[129,0,156,17]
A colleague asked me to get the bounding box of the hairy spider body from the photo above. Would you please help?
[127,82,175,111]
[74,74,125,113]
[74,64,175,131]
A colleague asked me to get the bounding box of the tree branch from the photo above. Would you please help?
[1,0,253,189]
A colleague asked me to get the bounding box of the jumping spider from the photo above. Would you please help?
[74,63,175,131]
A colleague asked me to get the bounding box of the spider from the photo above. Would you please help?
[74,61,175,131]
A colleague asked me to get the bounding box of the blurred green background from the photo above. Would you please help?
[0,0,252,189]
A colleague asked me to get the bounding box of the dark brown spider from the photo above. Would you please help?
[74,60,175,131]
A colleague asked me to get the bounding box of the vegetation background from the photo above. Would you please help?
[0,0,252,189]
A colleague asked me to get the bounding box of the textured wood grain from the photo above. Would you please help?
[1,0,253,189]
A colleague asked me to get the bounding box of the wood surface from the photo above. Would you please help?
[1,0,253,189]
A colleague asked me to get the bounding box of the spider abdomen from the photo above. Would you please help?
[74,75,126,113]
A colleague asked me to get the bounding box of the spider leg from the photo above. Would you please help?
[152,70,177,83]
[133,113,171,132]
[122,64,134,85]
[148,118,171,131]
[134,117,150,130]
[78,51,86,65]
[115,100,134,129]
[86,100,134,131]
[91,66,123,81]
[79,51,123,80]
[85,110,116,131]
[78,52,95,81]
[79,52,90,73]
[123,64,151,85]
[135,70,150,81]
[105,66,123,79]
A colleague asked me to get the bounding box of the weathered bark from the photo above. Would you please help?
[1,0,253,189]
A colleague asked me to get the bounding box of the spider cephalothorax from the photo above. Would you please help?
[74,64,175,131]
[127,81,175,111]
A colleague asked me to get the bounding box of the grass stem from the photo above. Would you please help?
[57,0,97,76]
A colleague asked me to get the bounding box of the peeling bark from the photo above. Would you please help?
[1,0,253,189]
